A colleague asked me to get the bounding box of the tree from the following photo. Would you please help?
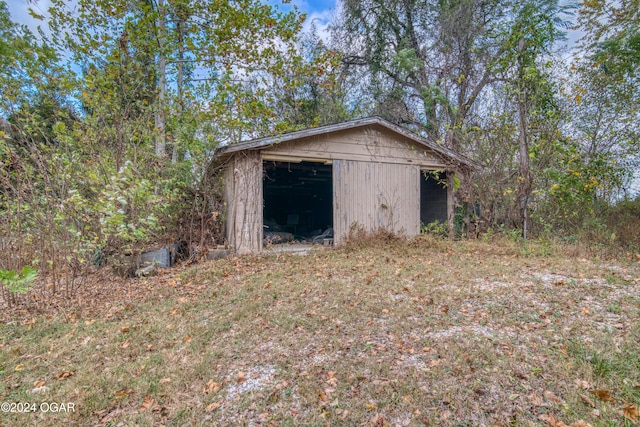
[558,59,640,207]
[575,0,640,200]
[492,0,568,237]
[269,24,361,130]
[49,0,306,163]
[334,0,572,236]
[578,0,640,81]
[0,0,314,303]
[336,0,513,150]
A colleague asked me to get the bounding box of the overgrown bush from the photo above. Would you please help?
[343,224,402,249]
[0,115,219,309]
[606,197,640,253]
[420,220,449,238]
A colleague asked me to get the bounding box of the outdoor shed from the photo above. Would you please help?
[216,116,475,255]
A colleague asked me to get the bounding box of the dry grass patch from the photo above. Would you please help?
[1,235,639,426]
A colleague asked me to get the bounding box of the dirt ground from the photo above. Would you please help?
[1,235,639,426]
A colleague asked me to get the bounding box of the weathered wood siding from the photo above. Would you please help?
[221,122,454,254]
[224,151,263,255]
[333,160,420,244]
[262,126,446,168]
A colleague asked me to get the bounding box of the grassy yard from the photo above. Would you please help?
[1,235,639,426]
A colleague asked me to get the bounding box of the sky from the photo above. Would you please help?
[294,0,337,40]
[6,0,54,36]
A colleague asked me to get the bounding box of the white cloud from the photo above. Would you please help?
[291,0,338,43]
[302,9,333,42]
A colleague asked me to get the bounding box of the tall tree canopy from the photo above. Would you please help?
[578,0,640,80]
[336,0,512,149]
[1,0,317,296]
[48,0,308,162]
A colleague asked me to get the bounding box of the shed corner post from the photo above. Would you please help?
[224,151,264,255]
[447,170,455,239]
[222,156,236,254]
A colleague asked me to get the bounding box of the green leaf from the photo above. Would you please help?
[453,175,461,191]
[27,8,45,20]
[20,266,38,283]
[0,266,38,294]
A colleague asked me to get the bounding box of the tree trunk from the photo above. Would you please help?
[155,0,167,159]
[172,9,186,163]
[517,38,531,239]
[447,171,456,239]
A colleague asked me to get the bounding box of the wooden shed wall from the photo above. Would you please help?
[262,126,445,168]
[333,160,420,245]
[222,124,453,254]
[223,151,263,255]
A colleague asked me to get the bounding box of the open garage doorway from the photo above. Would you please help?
[263,161,333,244]
[420,171,448,226]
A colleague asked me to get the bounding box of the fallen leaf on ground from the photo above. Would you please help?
[203,380,221,394]
[205,401,221,412]
[30,385,49,394]
[579,393,595,407]
[623,403,638,422]
[574,379,592,390]
[56,370,74,380]
[538,413,571,427]
[369,413,386,427]
[139,396,154,411]
[593,389,615,403]
[528,393,543,406]
[327,371,338,386]
[544,390,562,404]
[114,389,133,399]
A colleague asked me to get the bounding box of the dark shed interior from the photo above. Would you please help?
[420,171,448,225]
[263,161,333,239]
